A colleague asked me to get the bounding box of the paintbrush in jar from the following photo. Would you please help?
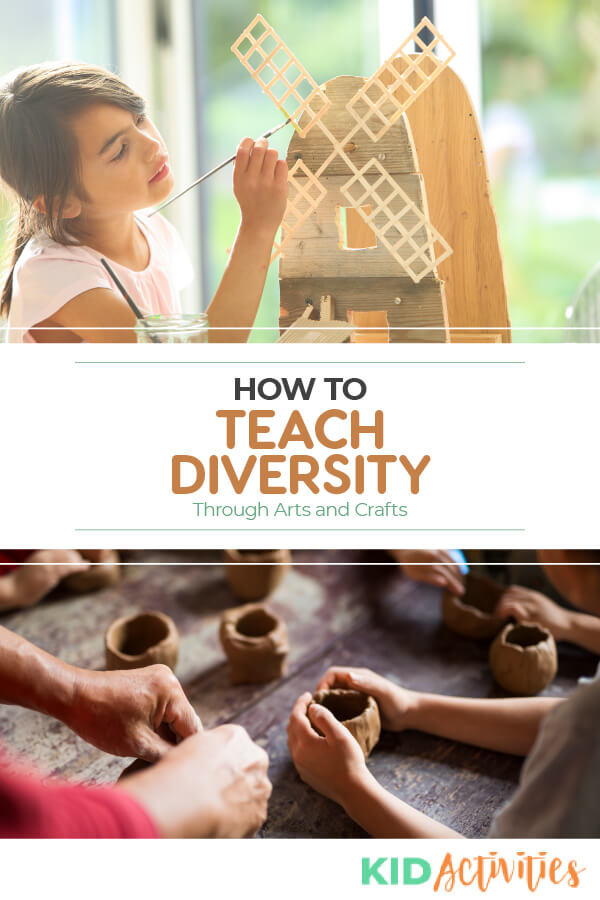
[100,258,161,343]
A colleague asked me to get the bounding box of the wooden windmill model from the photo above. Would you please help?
[232,15,497,343]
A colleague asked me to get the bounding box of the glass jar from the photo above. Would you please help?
[135,313,209,344]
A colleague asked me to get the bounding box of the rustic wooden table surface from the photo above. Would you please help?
[0,550,595,838]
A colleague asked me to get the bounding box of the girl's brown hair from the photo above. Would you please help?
[0,62,145,317]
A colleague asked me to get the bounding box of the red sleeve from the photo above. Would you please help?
[0,757,158,839]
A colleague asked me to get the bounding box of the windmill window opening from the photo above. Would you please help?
[337,206,378,250]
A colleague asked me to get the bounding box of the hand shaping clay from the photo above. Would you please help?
[63,550,121,594]
[105,610,179,671]
[489,622,558,695]
[223,549,291,601]
[219,602,288,684]
[442,572,507,640]
[310,688,381,758]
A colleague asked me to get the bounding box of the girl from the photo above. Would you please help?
[0,63,287,342]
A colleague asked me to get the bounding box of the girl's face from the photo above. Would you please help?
[68,102,175,217]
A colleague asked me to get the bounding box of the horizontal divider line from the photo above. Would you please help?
[74,527,526,532]
[74,360,526,365]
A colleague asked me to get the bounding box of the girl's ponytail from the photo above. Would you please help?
[1,207,34,319]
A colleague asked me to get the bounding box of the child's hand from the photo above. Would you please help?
[233,137,288,237]
[495,586,574,641]
[287,692,369,807]
[389,549,465,595]
[78,549,114,562]
[316,667,420,732]
[5,550,89,609]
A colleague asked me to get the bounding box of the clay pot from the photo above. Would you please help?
[63,550,121,594]
[219,602,288,684]
[105,610,179,671]
[442,573,507,640]
[311,689,381,758]
[223,549,291,601]
[118,757,152,780]
[489,622,558,695]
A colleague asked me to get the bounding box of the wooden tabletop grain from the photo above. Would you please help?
[0,550,594,838]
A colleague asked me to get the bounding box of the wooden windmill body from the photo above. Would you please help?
[278,74,448,342]
[232,15,509,343]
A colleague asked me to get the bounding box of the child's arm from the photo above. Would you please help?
[0,625,199,760]
[287,692,461,838]
[0,550,89,611]
[36,288,138,343]
[317,667,562,757]
[387,549,465,595]
[496,586,600,655]
[206,137,288,343]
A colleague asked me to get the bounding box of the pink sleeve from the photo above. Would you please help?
[10,253,111,332]
[0,758,158,839]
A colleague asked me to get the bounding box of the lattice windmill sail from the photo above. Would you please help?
[232,15,456,342]
[231,14,330,139]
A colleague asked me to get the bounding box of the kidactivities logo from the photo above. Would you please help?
[361,853,586,891]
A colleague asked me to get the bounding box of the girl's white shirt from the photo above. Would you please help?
[6,211,193,342]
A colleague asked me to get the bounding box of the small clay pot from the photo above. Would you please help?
[442,573,507,640]
[105,610,179,671]
[489,622,558,695]
[311,689,381,757]
[219,602,288,684]
[118,757,153,780]
[63,550,121,594]
[223,549,291,601]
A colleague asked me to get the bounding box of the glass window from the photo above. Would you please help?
[0,0,116,284]
[194,0,380,340]
[480,0,600,340]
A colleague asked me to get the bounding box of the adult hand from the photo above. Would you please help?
[120,726,272,838]
[233,137,288,236]
[495,586,574,641]
[388,549,465,595]
[8,550,90,608]
[315,667,420,731]
[287,692,370,808]
[66,664,200,761]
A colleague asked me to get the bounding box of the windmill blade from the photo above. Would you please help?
[345,16,455,142]
[271,159,327,262]
[340,157,452,284]
[231,14,330,138]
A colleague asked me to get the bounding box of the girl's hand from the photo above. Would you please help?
[233,137,288,237]
[495,586,574,641]
[287,692,370,807]
[388,549,465,595]
[316,667,421,732]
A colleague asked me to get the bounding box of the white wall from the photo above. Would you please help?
[115,0,203,312]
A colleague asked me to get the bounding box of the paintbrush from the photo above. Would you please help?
[149,116,292,217]
[100,257,161,343]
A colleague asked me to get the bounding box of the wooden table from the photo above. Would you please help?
[0,551,595,837]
